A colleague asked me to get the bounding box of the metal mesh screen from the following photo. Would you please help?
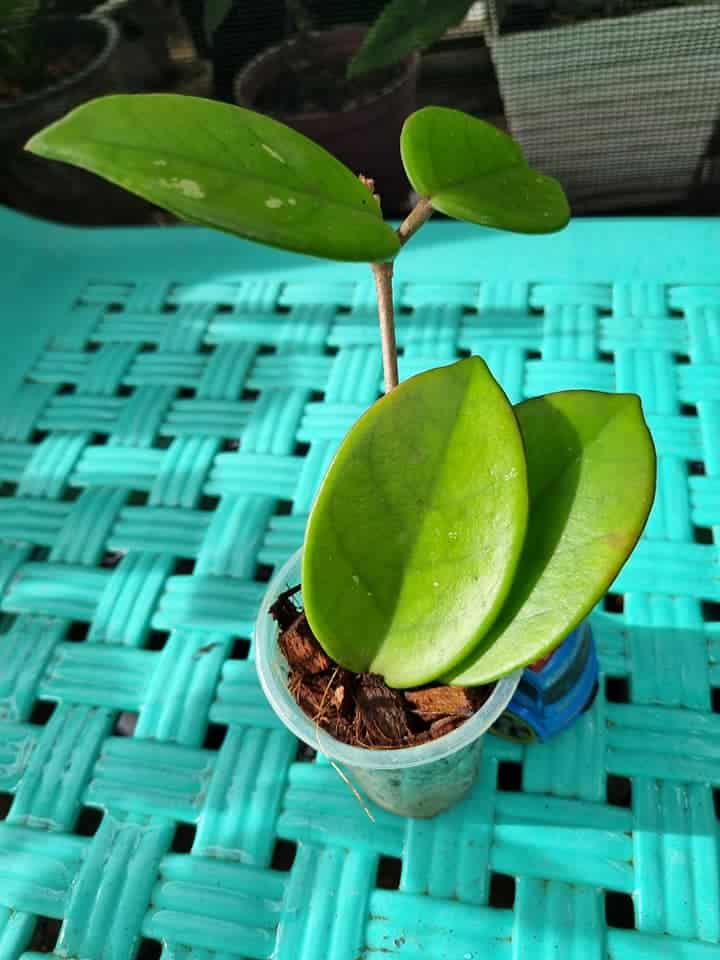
[486,2,720,211]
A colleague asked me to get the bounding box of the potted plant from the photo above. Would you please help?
[1,0,118,148]
[485,0,720,211]
[202,0,480,213]
[0,0,130,222]
[26,95,656,817]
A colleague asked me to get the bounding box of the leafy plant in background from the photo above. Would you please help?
[202,0,481,77]
[26,96,656,690]
[346,0,483,77]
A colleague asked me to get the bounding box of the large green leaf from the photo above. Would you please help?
[302,357,528,688]
[400,107,570,234]
[348,0,475,78]
[448,391,656,685]
[25,94,400,262]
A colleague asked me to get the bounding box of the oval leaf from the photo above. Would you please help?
[302,357,529,688]
[448,391,656,685]
[26,94,400,263]
[348,0,474,77]
[400,106,570,234]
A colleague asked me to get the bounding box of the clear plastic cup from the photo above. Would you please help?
[255,549,521,818]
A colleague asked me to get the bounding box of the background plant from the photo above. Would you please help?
[202,0,479,77]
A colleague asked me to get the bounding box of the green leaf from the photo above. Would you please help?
[25,94,400,263]
[203,0,234,45]
[348,0,475,78]
[448,391,656,685]
[400,106,570,233]
[302,357,529,688]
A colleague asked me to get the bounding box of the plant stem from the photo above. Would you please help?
[397,195,434,248]
[372,261,399,393]
[364,188,434,394]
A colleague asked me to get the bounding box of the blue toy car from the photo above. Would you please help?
[491,621,599,743]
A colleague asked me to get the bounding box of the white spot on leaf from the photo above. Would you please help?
[265,197,283,209]
[433,581,439,588]
[288,197,297,205]
[159,177,205,199]
[153,159,167,166]
[352,574,359,585]
[261,143,286,163]
[448,531,458,541]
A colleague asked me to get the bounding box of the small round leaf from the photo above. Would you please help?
[348,0,475,77]
[401,106,570,234]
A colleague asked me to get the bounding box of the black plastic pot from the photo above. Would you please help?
[0,14,155,225]
[1,15,119,148]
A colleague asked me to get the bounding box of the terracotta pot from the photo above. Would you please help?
[234,24,419,215]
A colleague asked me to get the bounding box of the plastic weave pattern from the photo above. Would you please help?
[1,209,719,960]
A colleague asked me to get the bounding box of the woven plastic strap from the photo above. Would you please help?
[1,210,719,960]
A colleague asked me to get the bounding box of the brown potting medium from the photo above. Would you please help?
[270,586,493,750]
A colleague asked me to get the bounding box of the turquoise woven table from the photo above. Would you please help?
[1,207,719,960]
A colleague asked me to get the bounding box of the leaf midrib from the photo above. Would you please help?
[370,370,470,650]
[372,362,522,679]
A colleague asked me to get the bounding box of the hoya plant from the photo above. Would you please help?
[26,96,656,690]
